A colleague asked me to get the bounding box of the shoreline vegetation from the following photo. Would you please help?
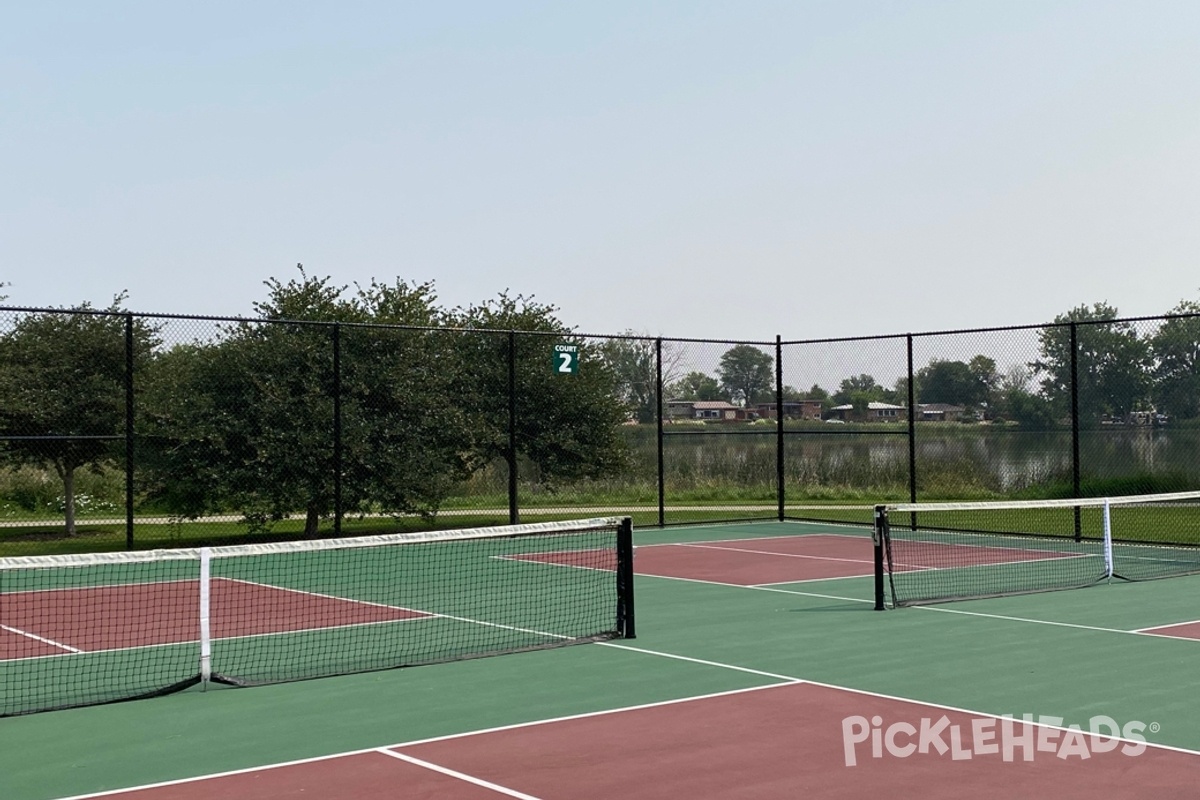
[4,422,1196,556]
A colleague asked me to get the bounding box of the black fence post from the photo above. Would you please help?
[776,335,785,522]
[906,335,918,531]
[906,334,917,505]
[124,313,135,551]
[332,323,342,537]
[1070,321,1082,540]
[508,330,519,525]
[655,338,665,528]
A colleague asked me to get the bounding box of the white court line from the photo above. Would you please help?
[45,638,1200,800]
[634,570,1200,643]
[378,750,546,799]
[216,576,428,615]
[635,519,867,537]
[0,616,435,666]
[753,572,873,586]
[598,641,1200,758]
[635,531,871,550]
[889,553,1095,572]
[0,577,198,597]
[43,684,795,800]
[632,568,873,598]
[0,577,435,665]
[1135,617,1200,634]
[714,576,1197,638]
[494,551,616,576]
[890,536,1087,556]
[648,531,1088,574]
[0,623,81,653]
[46,642,1200,800]
[677,541,875,566]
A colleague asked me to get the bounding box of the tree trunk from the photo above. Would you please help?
[304,504,321,539]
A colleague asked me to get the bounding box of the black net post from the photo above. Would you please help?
[616,517,636,638]
[873,504,888,610]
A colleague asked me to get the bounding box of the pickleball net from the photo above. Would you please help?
[873,491,1200,608]
[0,516,634,716]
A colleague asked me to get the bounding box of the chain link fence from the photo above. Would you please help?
[2,306,1198,554]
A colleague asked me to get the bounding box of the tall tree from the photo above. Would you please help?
[1031,303,1150,424]
[1150,298,1200,421]
[717,345,774,405]
[914,360,976,405]
[0,296,158,535]
[667,371,722,401]
[991,365,1055,427]
[140,268,470,536]
[446,292,630,487]
[832,374,884,406]
[915,356,996,407]
[968,355,999,408]
[597,333,681,424]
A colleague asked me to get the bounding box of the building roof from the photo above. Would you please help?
[917,403,965,412]
[829,402,905,411]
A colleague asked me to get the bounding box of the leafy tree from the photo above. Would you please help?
[1031,303,1150,424]
[915,360,974,405]
[781,385,806,402]
[142,270,631,532]
[717,345,774,405]
[1150,298,1200,421]
[597,333,682,424]
[445,292,630,488]
[832,374,885,406]
[0,296,158,535]
[667,371,722,401]
[991,365,1055,427]
[140,269,470,536]
[805,384,829,402]
[914,356,996,407]
[968,355,999,406]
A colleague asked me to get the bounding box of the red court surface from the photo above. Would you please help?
[889,543,1082,571]
[0,579,425,660]
[510,534,877,585]
[1137,619,1200,641]
[526,533,1083,588]
[631,534,878,585]
[63,682,1200,799]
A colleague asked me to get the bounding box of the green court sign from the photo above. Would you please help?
[552,343,580,375]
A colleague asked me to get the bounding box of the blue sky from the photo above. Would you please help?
[2,1,1198,340]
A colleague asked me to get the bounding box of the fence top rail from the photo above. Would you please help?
[0,305,644,340]
[3,305,1198,347]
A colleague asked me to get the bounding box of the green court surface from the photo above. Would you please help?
[4,520,1200,798]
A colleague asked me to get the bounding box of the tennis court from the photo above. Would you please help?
[4,517,1200,798]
